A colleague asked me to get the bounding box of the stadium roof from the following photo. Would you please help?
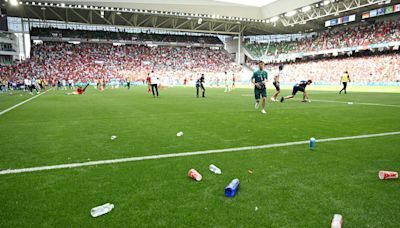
[3,0,399,35]
[35,0,320,20]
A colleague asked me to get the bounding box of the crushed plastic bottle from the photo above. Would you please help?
[90,203,114,217]
[209,164,222,174]
[331,214,342,228]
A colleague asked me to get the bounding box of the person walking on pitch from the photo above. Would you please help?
[224,72,232,93]
[196,74,206,98]
[271,65,284,102]
[339,71,351,94]
[251,61,268,114]
[150,71,159,98]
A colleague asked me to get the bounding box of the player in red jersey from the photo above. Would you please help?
[66,83,89,95]
[146,73,152,93]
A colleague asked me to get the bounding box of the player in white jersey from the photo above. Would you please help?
[224,72,232,93]
[271,65,284,102]
[24,77,30,92]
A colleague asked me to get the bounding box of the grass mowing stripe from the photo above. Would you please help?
[1,131,399,176]
[0,89,51,116]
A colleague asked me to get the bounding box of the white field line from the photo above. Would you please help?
[1,131,399,175]
[307,99,400,108]
[0,89,51,116]
[242,94,400,108]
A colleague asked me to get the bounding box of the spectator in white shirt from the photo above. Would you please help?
[150,71,159,97]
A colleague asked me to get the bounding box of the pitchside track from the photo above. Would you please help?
[0,87,399,227]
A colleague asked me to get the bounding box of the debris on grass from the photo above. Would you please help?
[188,169,202,181]
[378,171,398,180]
[90,203,114,217]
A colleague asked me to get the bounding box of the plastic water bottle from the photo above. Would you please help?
[90,203,114,217]
[309,137,316,150]
[225,179,240,197]
[331,214,342,228]
[209,164,222,174]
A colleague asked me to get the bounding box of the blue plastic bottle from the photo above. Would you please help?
[310,137,316,150]
[225,179,240,197]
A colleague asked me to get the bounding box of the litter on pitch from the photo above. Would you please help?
[209,164,222,174]
[90,203,114,217]
[309,137,316,150]
[176,131,184,137]
[378,171,398,180]
[188,168,202,181]
[225,179,240,197]
[331,214,343,228]
[110,135,117,140]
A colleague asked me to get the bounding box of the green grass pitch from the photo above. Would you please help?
[0,86,399,227]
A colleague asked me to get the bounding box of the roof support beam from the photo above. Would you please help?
[70,9,90,24]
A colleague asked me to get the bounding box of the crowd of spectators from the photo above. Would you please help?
[30,28,223,45]
[0,42,241,88]
[245,19,400,58]
[248,52,400,84]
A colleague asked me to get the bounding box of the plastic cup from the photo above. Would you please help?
[378,171,398,180]
[188,169,202,181]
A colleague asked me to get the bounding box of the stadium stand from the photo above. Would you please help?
[0,41,241,86]
[245,19,400,58]
[1,18,399,87]
[247,51,400,84]
[30,28,223,45]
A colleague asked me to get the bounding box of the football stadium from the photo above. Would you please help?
[1,0,400,227]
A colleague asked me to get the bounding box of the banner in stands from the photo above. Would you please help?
[325,14,355,27]
[384,6,393,14]
[395,4,400,12]
[362,3,400,19]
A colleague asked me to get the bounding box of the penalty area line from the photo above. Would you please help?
[1,131,400,175]
[0,89,51,116]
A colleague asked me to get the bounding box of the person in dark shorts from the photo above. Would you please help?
[127,77,131,90]
[271,65,284,102]
[150,71,159,97]
[280,80,312,103]
[196,74,205,98]
[251,61,268,114]
[339,71,351,94]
